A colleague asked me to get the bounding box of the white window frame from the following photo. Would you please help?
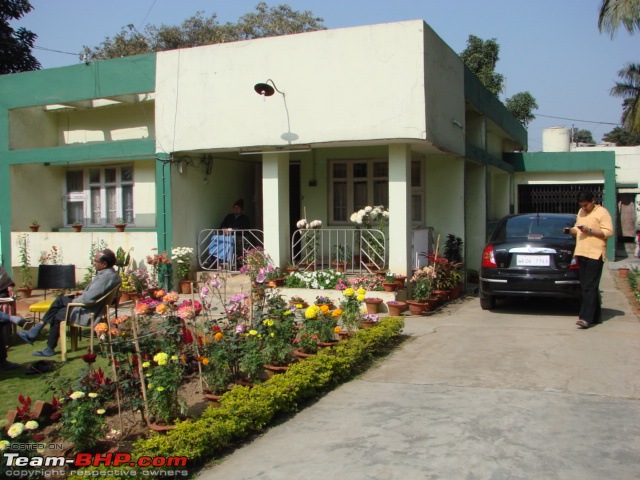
[64,165,134,226]
[328,158,424,226]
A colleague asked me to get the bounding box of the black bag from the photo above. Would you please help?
[26,360,56,375]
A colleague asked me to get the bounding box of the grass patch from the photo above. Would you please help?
[1,330,110,414]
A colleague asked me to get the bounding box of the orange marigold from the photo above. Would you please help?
[214,332,224,342]
[320,305,330,314]
[94,323,108,334]
[333,326,341,333]
[332,308,343,317]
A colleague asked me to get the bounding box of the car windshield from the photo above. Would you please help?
[493,215,575,242]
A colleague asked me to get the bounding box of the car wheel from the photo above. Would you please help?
[480,295,495,310]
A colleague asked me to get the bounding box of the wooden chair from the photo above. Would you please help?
[59,285,120,361]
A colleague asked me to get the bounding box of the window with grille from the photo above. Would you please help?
[517,184,603,214]
[65,166,134,226]
[329,159,423,225]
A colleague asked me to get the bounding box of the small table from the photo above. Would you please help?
[29,299,54,321]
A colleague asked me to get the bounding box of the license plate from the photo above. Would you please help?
[516,255,549,266]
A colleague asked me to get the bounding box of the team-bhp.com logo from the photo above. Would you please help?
[3,451,188,477]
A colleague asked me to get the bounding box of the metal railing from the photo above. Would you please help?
[198,229,264,271]
[291,228,386,273]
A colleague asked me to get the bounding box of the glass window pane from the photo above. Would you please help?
[122,185,134,223]
[373,180,388,207]
[411,194,422,222]
[411,161,421,187]
[354,181,367,210]
[106,187,117,224]
[353,163,367,178]
[67,202,83,224]
[89,169,100,184]
[105,168,116,184]
[333,182,347,221]
[333,163,347,178]
[121,166,133,183]
[373,162,388,177]
[90,187,101,224]
[66,171,83,192]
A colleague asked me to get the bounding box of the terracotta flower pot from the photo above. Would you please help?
[364,298,383,314]
[386,301,406,316]
[619,268,630,278]
[383,282,397,292]
[29,225,40,232]
[293,348,316,361]
[180,281,192,294]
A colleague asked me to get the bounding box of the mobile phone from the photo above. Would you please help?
[562,227,571,234]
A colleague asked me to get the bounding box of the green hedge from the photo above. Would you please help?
[132,317,404,464]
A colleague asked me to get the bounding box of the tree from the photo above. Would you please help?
[598,0,640,37]
[505,92,538,127]
[610,62,640,133]
[81,3,325,61]
[459,35,504,96]
[570,128,595,144]
[603,126,640,145]
[0,0,41,74]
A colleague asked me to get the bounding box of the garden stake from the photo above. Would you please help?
[130,314,150,425]
[105,314,125,438]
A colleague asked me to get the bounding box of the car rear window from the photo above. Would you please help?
[492,215,576,242]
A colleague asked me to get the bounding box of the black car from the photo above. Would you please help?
[479,213,580,310]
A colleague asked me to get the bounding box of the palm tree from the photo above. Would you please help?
[598,0,640,37]
[611,62,640,133]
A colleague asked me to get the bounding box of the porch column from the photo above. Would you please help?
[262,152,290,267]
[388,144,411,276]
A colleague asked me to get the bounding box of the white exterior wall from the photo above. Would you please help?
[155,21,431,152]
[424,155,465,244]
[572,145,640,187]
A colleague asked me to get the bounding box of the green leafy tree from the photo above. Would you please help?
[602,125,640,145]
[460,35,504,96]
[0,0,41,74]
[570,128,595,144]
[81,3,325,61]
[610,62,640,133]
[598,0,640,37]
[505,91,538,127]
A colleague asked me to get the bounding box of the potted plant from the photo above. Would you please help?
[29,220,40,232]
[260,316,296,373]
[71,222,83,232]
[364,297,383,314]
[114,218,127,232]
[338,287,366,332]
[17,234,33,297]
[386,300,406,316]
[171,247,194,293]
[383,272,398,292]
[332,244,351,272]
[288,295,309,308]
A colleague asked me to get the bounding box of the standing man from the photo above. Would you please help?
[18,249,121,356]
[568,191,613,329]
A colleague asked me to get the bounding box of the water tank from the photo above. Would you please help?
[542,126,570,152]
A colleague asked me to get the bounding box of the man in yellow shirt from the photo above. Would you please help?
[568,191,613,329]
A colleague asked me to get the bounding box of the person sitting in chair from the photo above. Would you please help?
[18,249,121,357]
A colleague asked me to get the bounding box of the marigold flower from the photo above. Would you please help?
[88,392,98,398]
[148,383,154,389]
[320,305,330,314]
[344,288,355,297]
[94,323,108,334]
[0,440,10,450]
[356,288,366,296]
[305,306,318,319]
[69,391,85,400]
[249,329,258,336]
[153,352,168,365]
[135,303,151,315]
[334,326,341,333]
[24,420,38,430]
[142,361,151,368]
[97,409,106,415]
[156,303,168,314]
[163,292,180,303]
[332,308,343,317]
[171,355,179,361]
[154,289,166,299]
[109,327,119,337]
[157,386,165,392]
[201,357,210,365]
[214,332,223,342]
[356,294,365,302]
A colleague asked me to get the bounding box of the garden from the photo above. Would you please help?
[1,231,465,478]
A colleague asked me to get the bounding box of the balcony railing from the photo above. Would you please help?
[197,227,387,274]
[291,228,386,273]
[197,229,264,271]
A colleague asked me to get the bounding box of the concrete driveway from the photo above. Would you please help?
[197,268,640,480]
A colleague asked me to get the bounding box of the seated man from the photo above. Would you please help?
[0,311,24,371]
[18,249,121,357]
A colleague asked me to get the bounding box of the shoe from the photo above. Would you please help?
[576,320,592,329]
[0,360,20,371]
[22,318,36,330]
[17,330,36,345]
[33,348,55,357]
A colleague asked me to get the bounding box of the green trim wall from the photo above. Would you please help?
[0,54,157,265]
[506,151,617,260]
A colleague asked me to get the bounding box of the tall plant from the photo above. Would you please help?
[17,234,32,288]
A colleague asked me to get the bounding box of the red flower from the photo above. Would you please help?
[81,353,97,364]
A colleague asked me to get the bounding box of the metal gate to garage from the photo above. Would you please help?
[518,184,604,214]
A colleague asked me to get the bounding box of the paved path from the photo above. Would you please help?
[197,267,640,480]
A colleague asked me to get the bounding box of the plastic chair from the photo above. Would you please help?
[59,285,120,361]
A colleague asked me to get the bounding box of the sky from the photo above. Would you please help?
[12,0,637,150]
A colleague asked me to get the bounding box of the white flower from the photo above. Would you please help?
[0,440,9,451]
[25,420,39,430]
[296,219,308,229]
[364,206,372,213]
[309,220,322,229]
[7,423,25,438]
[349,213,358,222]
[70,391,85,400]
[88,392,98,398]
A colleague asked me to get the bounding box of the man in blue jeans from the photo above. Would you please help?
[18,249,121,357]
